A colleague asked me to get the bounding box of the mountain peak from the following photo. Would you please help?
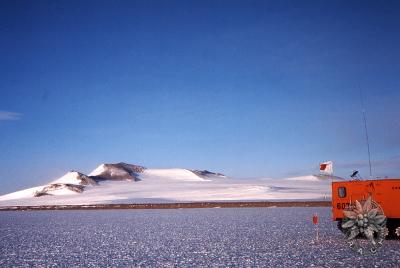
[89,163,146,181]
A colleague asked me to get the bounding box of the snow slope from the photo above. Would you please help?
[0,162,344,206]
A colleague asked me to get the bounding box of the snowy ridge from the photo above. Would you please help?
[284,174,345,182]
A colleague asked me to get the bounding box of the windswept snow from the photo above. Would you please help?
[141,169,210,181]
[0,163,344,206]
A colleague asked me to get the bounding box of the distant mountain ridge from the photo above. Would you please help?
[0,163,344,206]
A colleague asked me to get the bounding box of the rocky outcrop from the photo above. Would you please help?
[74,172,98,185]
[34,183,85,197]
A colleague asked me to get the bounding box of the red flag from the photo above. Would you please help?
[312,213,318,225]
[319,163,327,171]
[319,161,333,174]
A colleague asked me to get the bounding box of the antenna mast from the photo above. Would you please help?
[360,90,372,178]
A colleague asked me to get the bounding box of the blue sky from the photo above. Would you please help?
[1,0,400,194]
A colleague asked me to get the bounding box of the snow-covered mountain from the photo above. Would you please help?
[0,162,344,206]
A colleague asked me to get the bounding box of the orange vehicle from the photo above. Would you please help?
[332,178,400,237]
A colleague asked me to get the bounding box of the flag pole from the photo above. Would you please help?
[312,213,319,242]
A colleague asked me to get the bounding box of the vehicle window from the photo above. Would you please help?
[338,187,346,198]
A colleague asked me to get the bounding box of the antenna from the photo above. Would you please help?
[360,89,372,178]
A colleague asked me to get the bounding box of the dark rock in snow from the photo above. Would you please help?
[34,183,85,197]
[192,170,226,178]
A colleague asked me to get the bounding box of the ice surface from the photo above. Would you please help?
[0,208,398,267]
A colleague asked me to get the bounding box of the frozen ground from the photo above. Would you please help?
[0,208,399,267]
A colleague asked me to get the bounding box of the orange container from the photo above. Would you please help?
[332,178,400,236]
